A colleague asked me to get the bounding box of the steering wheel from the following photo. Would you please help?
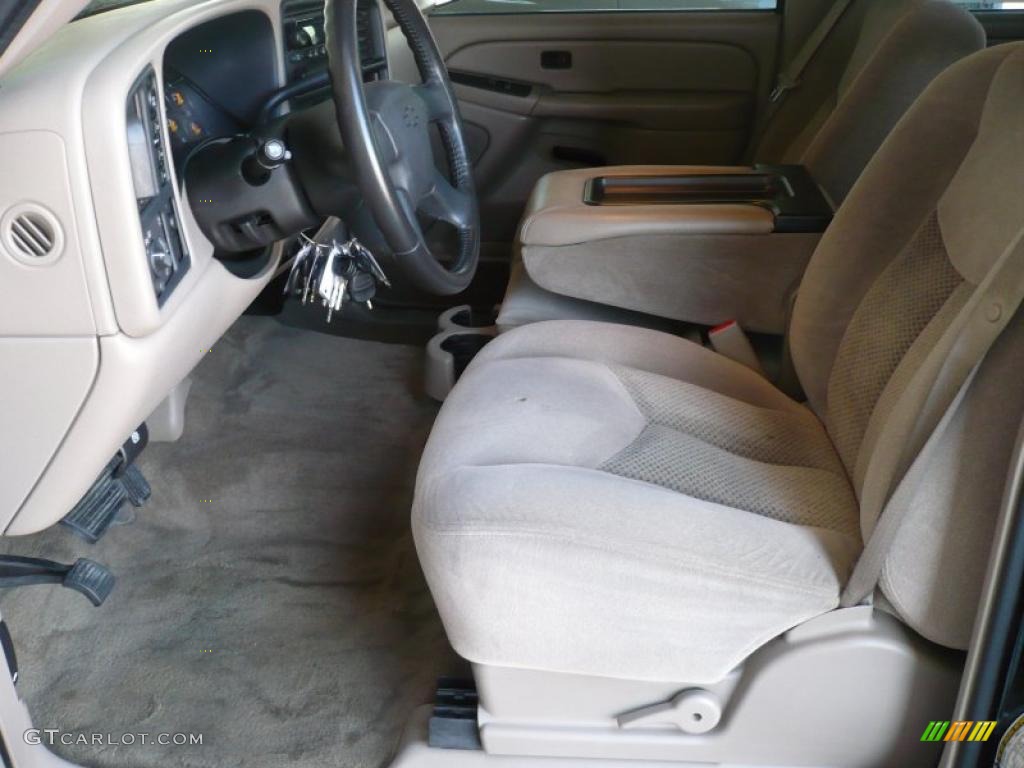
[324,0,480,295]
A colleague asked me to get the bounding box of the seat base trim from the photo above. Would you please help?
[456,609,961,767]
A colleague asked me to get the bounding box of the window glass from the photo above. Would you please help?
[951,1,1024,8]
[430,0,777,16]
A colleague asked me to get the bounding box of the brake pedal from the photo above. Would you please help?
[0,556,115,606]
[61,427,151,543]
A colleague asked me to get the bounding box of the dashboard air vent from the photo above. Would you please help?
[11,212,54,257]
[2,205,63,266]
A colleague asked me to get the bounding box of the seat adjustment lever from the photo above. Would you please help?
[618,688,723,734]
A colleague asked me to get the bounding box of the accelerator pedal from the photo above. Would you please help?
[61,426,151,543]
[428,677,481,750]
[0,556,115,606]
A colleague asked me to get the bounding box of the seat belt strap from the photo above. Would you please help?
[746,0,855,159]
[839,364,979,607]
[770,0,856,104]
[840,225,1024,607]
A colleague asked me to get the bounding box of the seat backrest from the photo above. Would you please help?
[755,0,984,205]
[790,43,1024,649]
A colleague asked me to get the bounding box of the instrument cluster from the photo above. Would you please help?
[163,70,241,169]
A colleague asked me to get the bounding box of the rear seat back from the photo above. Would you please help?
[755,0,985,205]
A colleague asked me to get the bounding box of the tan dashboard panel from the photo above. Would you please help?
[0,0,289,534]
[5,255,279,536]
[0,337,98,526]
[0,130,96,336]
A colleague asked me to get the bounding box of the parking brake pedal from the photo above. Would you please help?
[62,426,151,543]
[0,556,115,606]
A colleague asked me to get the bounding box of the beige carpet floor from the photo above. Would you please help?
[0,316,461,768]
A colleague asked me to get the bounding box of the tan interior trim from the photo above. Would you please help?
[519,165,774,248]
[0,0,289,535]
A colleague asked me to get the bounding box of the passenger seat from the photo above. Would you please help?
[496,0,986,332]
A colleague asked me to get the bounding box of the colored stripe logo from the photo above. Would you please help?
[921,721,998,742]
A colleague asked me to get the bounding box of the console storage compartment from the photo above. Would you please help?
[514,165,834,334]
[583,165,832,234]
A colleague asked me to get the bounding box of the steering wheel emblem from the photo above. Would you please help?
[402,104,420,128]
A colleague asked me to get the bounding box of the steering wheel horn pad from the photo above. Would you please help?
[364,82,440,219]
[324,0,480,295]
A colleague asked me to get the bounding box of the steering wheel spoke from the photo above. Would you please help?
[419,171,473,230]
[413,81,455,123]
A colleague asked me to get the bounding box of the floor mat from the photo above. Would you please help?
[0,316,461,768]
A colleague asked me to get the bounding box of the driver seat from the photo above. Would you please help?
[412,44,1024,763]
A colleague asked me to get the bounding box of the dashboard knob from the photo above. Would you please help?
[149,239,173,281]
[289,27,313,49]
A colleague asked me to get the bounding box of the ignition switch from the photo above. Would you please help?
[243,138,293,185]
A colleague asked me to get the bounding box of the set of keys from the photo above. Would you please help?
[283,234,392,322]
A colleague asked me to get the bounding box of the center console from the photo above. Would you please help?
[510,165,835,334]
[281,0,387,92]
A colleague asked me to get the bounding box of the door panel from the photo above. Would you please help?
[446,40,756,92]
[412,10,781,242]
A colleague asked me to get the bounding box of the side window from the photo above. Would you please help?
[429,0,777,16]
[951,1,1024,45]
[951,1,1024,8]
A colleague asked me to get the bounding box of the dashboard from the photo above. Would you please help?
[0,0,388,536]
[159,1,387,173]
[126,2,387,302]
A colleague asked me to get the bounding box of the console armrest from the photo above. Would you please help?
[520,166,776,248]
[516,165,833,334]
[520,165,832,248]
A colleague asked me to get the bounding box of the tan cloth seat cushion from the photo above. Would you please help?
[414,321,860,683]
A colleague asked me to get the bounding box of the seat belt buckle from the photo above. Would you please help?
[709,320,765,376]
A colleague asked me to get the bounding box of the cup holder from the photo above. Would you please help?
[438,304,498,333]
[425,326,498,401]
[443,333,493,377]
